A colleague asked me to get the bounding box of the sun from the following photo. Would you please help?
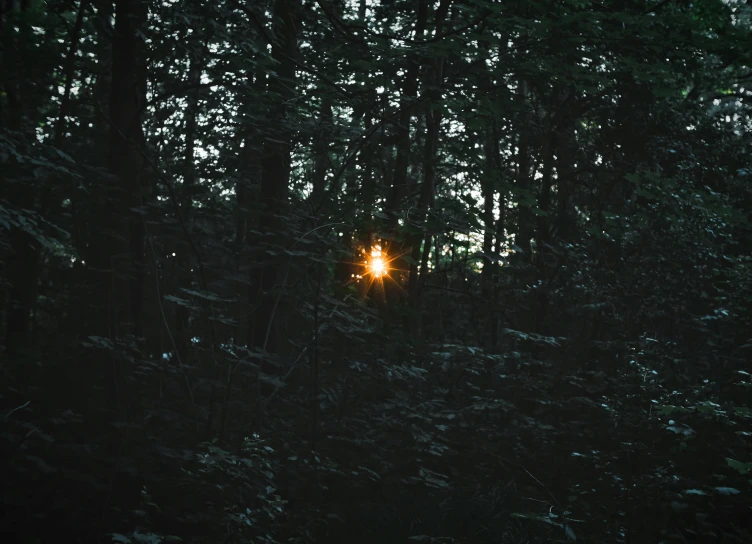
[368,247,387,277]
[348,243,408,299]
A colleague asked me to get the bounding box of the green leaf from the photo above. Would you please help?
[657,405,688,415]
[726,458,752,475]
[714,487,741,495]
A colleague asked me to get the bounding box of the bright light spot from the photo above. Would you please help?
[350,242,406,297]
[368,245,386,276]
[371,256,386,276]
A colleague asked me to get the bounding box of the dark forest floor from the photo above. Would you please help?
[2,339,750,544]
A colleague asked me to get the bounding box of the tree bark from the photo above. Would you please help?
[250,0,300,353]
[311,96,333,210]
[102,0,148,339]
[515,80,534,262]
[174,49,204,362]
[382,0,429,316]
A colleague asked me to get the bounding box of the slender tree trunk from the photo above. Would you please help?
[54,0,89,147]
[311,96,333,210]
[335,105,376,287]
[491,175,506,349]
[407,106,439,303]
[3,0,87,353]
[481,135,496,300]
[250,0,300,353]
[2,0,31,353]
[556,116,577,241]
[106,0,148,338]
[174,50,204,362]
[536,120,556,257]
[234,72,266,348]
[480,130,497,347]
[97,0,149,513]
[382,0,429,316]
[406,0,451,334]
[515,80,534,262]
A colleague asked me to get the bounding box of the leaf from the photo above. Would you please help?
[25,454,55,473]
[714,487,741,495]
[180,288,232,302]
[162,295,199,309]
[684,489,707,496]
[111,535,132,544]
[132,533,164,544]
[696,401,722,413]
[83,336,115,349]
[54,148,76,163]
[726,458,752,475]
[530,207,550,217]
[635,187,660,200]
[502,328,561,346]
[657,405,688,415]
[565,524,577,542]
[511,512,563,528]
[666,425,694,436]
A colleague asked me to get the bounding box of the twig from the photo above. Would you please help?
[232,0,358,100]
[523,465,561,509]
[4,401,31,419]
[315,0,489,46]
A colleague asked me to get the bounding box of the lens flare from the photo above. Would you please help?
[348,243,409,299]
[369,247,386,276]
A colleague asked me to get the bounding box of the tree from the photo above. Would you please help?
[1,0,751,542]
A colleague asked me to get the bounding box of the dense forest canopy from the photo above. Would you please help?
[1,0,751,542]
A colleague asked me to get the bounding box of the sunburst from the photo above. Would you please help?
[356,244,409,298]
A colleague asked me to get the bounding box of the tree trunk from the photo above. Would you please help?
[536,120,556,259]
[174,49,204,362]
[250,0,299,353]
[405,0,452,334]
[54,0,88,147]
[515,80,534,262]
[556,112,578,241]
[3,0,88,353]
[104,0,148,339]
[311,96,333,210]
[382,0,429,317]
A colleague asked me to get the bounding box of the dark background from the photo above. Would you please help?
[1,0,751,542]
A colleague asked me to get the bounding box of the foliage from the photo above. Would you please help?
[1,0,751,543]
